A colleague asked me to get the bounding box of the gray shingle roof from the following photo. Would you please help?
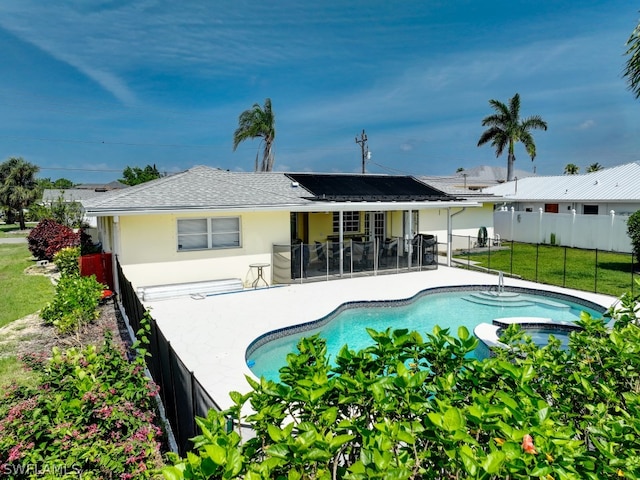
[484,162,640,201]
[43,188,112,203]
[82,166,314,213]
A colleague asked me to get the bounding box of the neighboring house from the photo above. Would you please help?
[42,180,128,205]
[423,165,536,192]
[43,182,129,233]
[483,162,640,252]
[419,167,508,249]
[81,166,486,292]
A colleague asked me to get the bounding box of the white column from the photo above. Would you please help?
[447,208,451,267]
[609,210,615,252]
[112,215,121,296]
[538,208,544,244]
[510,207,515,242]
[570,209,576,248]
[339,210,344,275]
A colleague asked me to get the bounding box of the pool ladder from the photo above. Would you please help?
[497,271,504,295]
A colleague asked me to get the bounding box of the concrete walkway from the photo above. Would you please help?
[0,237,27,244]
[144,266,616,411]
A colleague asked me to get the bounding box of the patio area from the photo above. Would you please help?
[144,266,616,411]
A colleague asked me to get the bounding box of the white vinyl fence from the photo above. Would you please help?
[494,208,632,253]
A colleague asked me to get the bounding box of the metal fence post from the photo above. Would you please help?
[563,247,567,288]
[190,371,198,442]
[632,252,636,296]
[167,344,181,453]
[510,240,514,275]
[594,249,598,293]
[535,243,539,283]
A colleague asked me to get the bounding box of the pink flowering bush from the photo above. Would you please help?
[0,333,165,478]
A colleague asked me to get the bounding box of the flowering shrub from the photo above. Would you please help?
[53,246,80,277]
[27,219,96,260]
[0,333,164,479]
[165,289,640,479]
[27,219,79,261]
[41,274,105,334]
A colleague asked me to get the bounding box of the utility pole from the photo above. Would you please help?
[355,129,369,174]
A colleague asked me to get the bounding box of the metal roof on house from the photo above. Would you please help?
[286,173,454,201]
[483,162,640,202]
[81,166,478,216]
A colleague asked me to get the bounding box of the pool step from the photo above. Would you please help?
[464,296,534,308]
[464,292,572,309]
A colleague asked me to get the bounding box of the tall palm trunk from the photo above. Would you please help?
[507,140,516,182]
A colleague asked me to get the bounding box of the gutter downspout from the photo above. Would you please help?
[447,207,466,267]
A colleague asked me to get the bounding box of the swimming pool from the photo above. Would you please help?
[246,286,606,381]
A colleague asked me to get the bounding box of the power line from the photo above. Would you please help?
[0,135,215,148]
[39,166,123,173]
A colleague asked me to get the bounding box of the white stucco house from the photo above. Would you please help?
[80,166,504,294]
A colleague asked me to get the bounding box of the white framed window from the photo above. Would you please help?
[333,211,360,233]
[177,217,241,251]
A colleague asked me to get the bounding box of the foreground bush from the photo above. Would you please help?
[27,219,79,261]
[41,274,105,334]
[27,219,94,261]
[165,290,640,479]
[0,333,164,479]
[53,246,80,277]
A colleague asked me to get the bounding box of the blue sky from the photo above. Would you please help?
[0,1,638,184]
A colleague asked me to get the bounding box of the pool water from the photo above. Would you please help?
[247,290,603,381]
[522,328,573,348]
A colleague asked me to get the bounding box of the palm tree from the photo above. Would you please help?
[564,163,579,175]
[624,15,640,98]
[0,157,39,229]
[586,162,603,173]
[477,93,548,182]
[233,98,276,172]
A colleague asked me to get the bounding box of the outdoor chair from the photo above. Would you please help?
[330,242,341,269]
[380,238,398,266]
[315,241,327,269]
[315,241,327,262]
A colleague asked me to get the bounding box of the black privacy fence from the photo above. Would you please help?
[116,259,221,456]
[451,235,636,298]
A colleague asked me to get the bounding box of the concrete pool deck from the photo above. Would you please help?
[144,266,617,410]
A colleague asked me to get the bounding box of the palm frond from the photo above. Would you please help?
[521,115,548,131]
[232,98,276,171]
[477,93,546,181]
[508,93,521,120]
[624,19,640,99]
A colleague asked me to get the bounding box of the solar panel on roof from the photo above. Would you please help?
[286,173,454,202]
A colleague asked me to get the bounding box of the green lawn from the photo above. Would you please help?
[454,242,636,297]
[0,243,55,328]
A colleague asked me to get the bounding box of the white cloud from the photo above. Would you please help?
[577,120,596,130]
